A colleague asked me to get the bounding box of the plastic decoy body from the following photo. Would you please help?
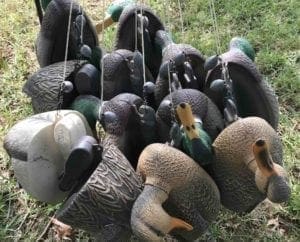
[115,4,165,78]
[172,102,213,166]
[156,88,224,143]
[131,143,220,241]
[3,110,92,204]
[23,60,84,113]
[55,135,142,240]
[36,0,98,67]
[154,30,206,106]
[103,49,154,100]
[101,93,156,167]
[210,117,290,213]
[205,37,279,129]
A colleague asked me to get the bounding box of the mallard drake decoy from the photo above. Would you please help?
[171,102,213,166]
[36,0,98,67]
[102,49,154,100]
[156,88,224,143]
[95,0,135,33]
[23,60,84,113]
[55,135,142,240]
[210,117,290,213]
[131,143,220,241]
[205,37,279,129]
[154,30,206,106]
[3,110,92,204]
[115,4,165,78]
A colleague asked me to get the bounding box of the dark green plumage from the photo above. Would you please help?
[71,95,101,129]
[107,0,135,22]
[229,37,255,61]
[181,122,213,166]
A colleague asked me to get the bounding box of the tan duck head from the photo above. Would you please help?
[205,37,279,129]
[210,117,290,213]
[3,110,92,204]
[156,88,224,142]
[131,143,220,241]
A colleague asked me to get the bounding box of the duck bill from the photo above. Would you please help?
[131,185,193,240]
[253,139,276,177]
[95,16,115,33]
[253,139,291,203]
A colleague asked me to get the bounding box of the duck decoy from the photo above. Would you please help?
[95,0,136,33]
[102,49,154,100]
[171,102,213,166]
[55,134,143,240]
[154,30,206,106]
[23,60,84,113]
[3,110,92,204]
[131,143,220,241]
[101,93,153,167]
[156,88,224,143]
[205,37,279,129]
[210,117,290,213]
[36,0,98,67]
[115,4,165,78]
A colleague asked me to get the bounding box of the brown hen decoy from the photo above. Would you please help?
[210,117,290,213]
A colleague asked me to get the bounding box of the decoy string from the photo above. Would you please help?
[79,0,85,45]
[140,4,147,88]
[57,0,74,116]
[135,6,138,51]
[164,0,177,124]
[209,0,221,55]
[98,0,107,124]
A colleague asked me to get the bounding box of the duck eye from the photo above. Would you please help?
[180,103,186,109]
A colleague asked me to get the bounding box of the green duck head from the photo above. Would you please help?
[229,37,255,61]
[95,0,135,33]
[71,95,101,130]
[176,102,213,166]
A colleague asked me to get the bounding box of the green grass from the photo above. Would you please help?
[0,0,299,241]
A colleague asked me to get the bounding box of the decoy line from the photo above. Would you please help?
[57,0,75,115]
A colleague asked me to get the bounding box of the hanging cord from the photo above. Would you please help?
[79,0,85,45]
[98,55,107,121]
[57,0,74,115]
[135,7,138,51]
[209,0,222,55]
[100,0,106,44]
[140,5,147,88]
[98,0,107,123]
